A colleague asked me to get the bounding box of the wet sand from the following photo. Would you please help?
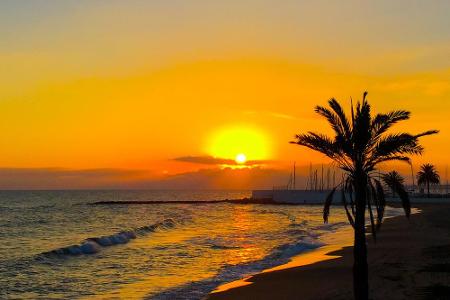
[208,204,450,300]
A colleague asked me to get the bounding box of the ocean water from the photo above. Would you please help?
[0,190,388,299]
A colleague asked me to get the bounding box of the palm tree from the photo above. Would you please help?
[417,163,440,197]
[382,171,405,198]
[291,92,438,300]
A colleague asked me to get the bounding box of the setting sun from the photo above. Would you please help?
[235,153,247,164]
[206,126,271,162]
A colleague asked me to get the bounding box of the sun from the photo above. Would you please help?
[235,153,247,164]
[206,125,271,164]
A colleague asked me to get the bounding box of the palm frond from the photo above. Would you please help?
[371,110,410,140]
[381,171,405,186]
[329,98,352,139]
[345,176,356,217]
[315,105,346,138]
[397,183,411,218]
[353,95,372,152]
[291,132,337,158]
[366,156,411,172]
[372,133,424,158]
[373,179,386,230]
[415,130,439,138]
[291,133,353,171]
[323,187,337,223]
[315,103,353,157]
[382,171,410,218]
[367,186,377,242]
[350,97,355,127]
[341,189,355,228]
[417,163,441,185]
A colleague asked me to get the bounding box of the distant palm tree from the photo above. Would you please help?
[291,92,438,300]
[417,164,440,197]
[382,171,406,198]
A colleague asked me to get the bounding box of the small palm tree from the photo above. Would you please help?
[291,92,438,300]
[417,164,440,197]
[382,171,406,198]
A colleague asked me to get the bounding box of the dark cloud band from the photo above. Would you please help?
[173,155,273,166]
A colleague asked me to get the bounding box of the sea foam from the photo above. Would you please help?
[41,218,176,257]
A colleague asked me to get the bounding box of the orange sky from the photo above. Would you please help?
[0,1,449,189]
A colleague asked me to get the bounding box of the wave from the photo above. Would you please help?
[40,218,176,257]
[148,219,350,300]
[149,237,323,300]
[311,221,348,231]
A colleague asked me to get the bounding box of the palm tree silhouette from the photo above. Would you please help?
[291,92,438,300]
[382,171,406,198]
[417,163,440,198]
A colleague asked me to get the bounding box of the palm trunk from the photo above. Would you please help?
[353,173,369,300]
[427,181,430,198]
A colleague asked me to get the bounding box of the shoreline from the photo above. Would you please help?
[211,223,354,295]
[209,208,409,296]
[208,204,450,300]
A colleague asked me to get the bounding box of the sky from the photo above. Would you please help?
[1,0,449,189]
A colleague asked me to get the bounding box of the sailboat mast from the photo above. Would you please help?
[326,167,330,190]
[293,162,296,190]
[321,164,324,191]
[446,165,448,195]
[314,170,318,191]
[333,169,336,187]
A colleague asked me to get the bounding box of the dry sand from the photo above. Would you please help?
[208,204,450,300]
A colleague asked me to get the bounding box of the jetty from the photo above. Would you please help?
[91,198,279,205]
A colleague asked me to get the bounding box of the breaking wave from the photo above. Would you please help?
[40,218,176,257]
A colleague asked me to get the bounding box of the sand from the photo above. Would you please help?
[208,204,450,300]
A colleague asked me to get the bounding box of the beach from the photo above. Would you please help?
[0,190,353,299]
[208,203,450,300]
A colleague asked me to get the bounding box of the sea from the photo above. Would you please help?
[0,190,404,299]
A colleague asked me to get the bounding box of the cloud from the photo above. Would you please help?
[0,166,293,190]
[0,162,355,190]
[143,167,295,190]
[0,168,149,189]
[173,155,273,166]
